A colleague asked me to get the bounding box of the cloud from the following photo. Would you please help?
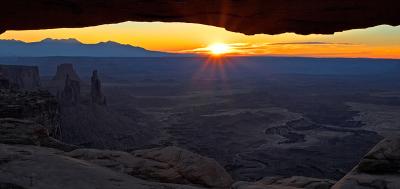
[268,42,356,45]
[181,41,359,55]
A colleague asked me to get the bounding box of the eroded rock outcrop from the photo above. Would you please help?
[332,136,400,189]
[0,1,400,35]
[67,146,234,188]
[53,64,80,82]
[0,88,73,151]
[232,176,336,189]
[0,118,76,152]
[0,89,61,137]
[0,65,40,89]
[59,74,80,105]
[90,70,106,105]
[132,146,234,188]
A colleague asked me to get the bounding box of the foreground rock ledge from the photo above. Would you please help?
[1,0,400,35]
[0,144,205,189]
[332,136,400,189]
[232,176,336,189]
[1,135,400,189]
[67,146,234,188]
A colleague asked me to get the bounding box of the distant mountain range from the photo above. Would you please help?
[0,38,188,57]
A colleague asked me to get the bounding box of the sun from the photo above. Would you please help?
[208,43,230,56]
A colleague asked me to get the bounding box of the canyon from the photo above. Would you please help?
[1,59,400,188]
[0,84,399,189]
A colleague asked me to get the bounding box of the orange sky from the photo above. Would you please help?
[1,21,400,59]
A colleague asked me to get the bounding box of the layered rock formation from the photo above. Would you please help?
[54,67,155,150]
[0,89,61,137]
[53,64,80,82]
[0,118,76,151]
[0,65,40,89]
[53,67,105,106]
[90,70,106,105]
[332,136,400,189]
[0,1,399,35]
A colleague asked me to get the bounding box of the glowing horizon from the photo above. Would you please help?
[1,21,400,59]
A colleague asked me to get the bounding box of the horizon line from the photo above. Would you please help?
[0,55,399,61]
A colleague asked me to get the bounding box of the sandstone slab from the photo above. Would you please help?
[0,144,205,189]
[332,136,400,189]
[67,146,234,188]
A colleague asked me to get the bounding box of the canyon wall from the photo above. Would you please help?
[0,65,40,89]
[0,89,61,138]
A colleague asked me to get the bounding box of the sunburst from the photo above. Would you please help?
[207,43,231,56]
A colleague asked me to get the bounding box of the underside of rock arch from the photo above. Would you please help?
[1,0,400,35]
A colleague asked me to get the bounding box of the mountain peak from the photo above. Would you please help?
[97,41,122,46]
[0,38,180,57]
[41,38,81,44]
